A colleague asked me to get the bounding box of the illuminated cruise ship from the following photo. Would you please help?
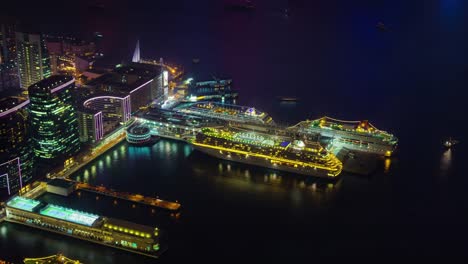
[291,117,398,156]
[191,127,342,178]
[173,102,275,125]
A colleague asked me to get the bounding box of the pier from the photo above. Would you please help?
[75,183,181,211]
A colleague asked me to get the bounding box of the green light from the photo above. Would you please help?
[7,196,41,212]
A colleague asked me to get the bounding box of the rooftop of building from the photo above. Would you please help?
[47,178,76,189]
[29,75,74,91]
[0,95,29,117]
[6,196,42,212]
[113,62,162,76]
[85,63,160,93]
[39,204,100,227]
[83,68,109,75]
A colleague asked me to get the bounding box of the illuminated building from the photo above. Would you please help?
[0,21,19,91]
[0,96,34,196]
[77,107,104,144]
[192,126,343,178]
[81,95,130,137]
[174,102,275,125]
[45,36,97,77]
[5,196,163,258]
[0,62,19,91]
[15,32,51,89]
[28,75,80,162]
[188,77,237,102]
[86,62,163,112]
[0,21,16,64]
[292,116,398,156]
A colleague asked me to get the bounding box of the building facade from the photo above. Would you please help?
[0,96,34,196]
[0,21,19,91]
[45,36,96,77]
[77,108,103,144]
[0,22,16,64]
[16,32,51,89]
[28,75,80,163]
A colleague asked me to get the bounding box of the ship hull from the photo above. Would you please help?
[192,144,340,179]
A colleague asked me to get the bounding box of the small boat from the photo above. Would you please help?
[192,58,200,64]
[444,138,459,148]
[376,22,388,32]
[277,96,299,102]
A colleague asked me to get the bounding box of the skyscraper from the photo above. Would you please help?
[16,31,51,89]
[0,20,19,91]
[0,96,34,196]
[0,22,16,64]
[28,75,80,163]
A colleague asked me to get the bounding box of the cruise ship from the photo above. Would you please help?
[174,102,275,125]
[291,117,398,156]
[191,127,342,179]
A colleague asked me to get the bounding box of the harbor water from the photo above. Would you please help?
[1,0,468,262]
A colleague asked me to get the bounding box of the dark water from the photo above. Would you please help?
[2,0,468,262]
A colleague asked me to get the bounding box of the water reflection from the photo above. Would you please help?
[440,148,452,174]
[128,145,151,160]
[105,155,111,168]
[195,160,342,204]
[384,158,392,174]
[83,169,90,182]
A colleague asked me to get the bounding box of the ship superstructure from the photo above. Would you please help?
[191,127,342,178]
[291,117,398,156]
[174,102,274,125]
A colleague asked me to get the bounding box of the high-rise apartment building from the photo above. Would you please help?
[0,96,34,196]
[16,32,51,89]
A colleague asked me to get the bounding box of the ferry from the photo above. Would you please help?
[291,116,398,157]
[277,96,299,102]
[444,138,459,148]
[191,126,343,179]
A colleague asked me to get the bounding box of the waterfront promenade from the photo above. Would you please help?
[47,125,128,180]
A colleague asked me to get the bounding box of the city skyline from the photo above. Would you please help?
[1,1,467,263]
